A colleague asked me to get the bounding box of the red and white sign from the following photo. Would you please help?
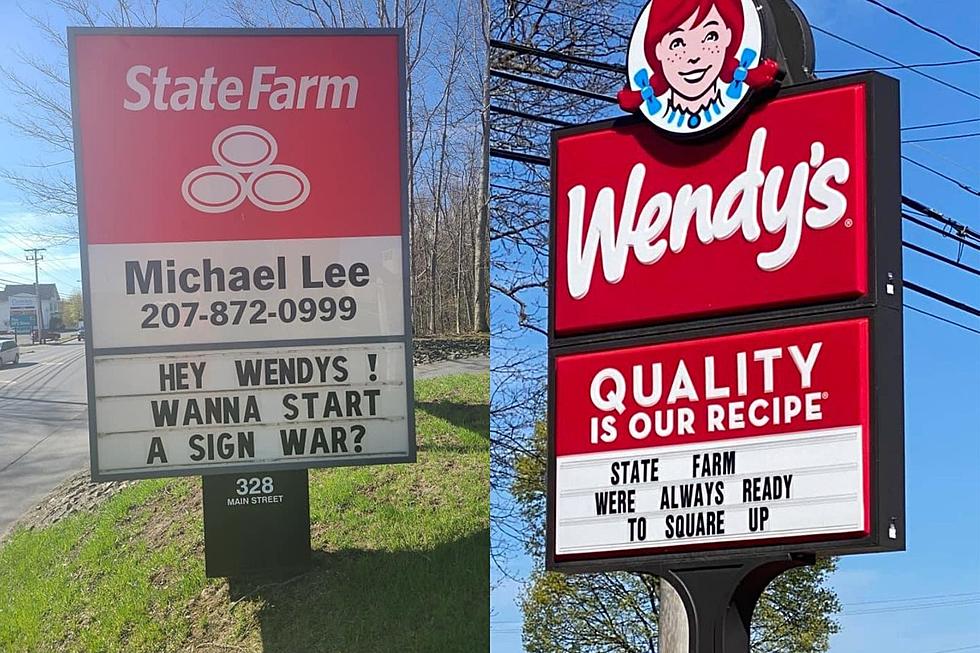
[71,30,413,480]
[553,82,870,335]
[553,318,870,560]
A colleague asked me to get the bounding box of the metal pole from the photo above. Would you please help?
[650,554,814,653]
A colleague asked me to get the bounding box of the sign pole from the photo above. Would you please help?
[202,469,311,578]
[654,555,814,653]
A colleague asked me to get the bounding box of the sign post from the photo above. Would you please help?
[546,3,904,650]
[202,470,311,577]
[69,28,413,577]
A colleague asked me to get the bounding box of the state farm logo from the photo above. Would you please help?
[565,126,851,299]
[181,125,310,214]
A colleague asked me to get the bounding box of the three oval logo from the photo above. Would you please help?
[181,125,310,213]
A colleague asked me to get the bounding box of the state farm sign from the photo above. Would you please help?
[70,28,414,481]
[552,77,886,335]
[552,318,870,560]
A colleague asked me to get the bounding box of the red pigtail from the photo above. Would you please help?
[618,87,645,113]
[722,56,782,89]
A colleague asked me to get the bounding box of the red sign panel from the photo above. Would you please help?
[555,318,869,456]
[72,33,402,245]
[552,318,871,559]
[553,82,870,335]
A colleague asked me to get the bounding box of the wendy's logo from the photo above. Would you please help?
[620,0,784,137]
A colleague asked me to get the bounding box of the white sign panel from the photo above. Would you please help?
[87,236,404,349]
[93,344,409,476]
[555,427,866,556]
[9,295,36,310]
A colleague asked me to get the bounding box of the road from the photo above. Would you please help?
[0,341,89,537]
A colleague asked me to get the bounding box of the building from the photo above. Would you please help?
[0,284,61,334]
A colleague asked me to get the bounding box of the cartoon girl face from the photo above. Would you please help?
[654,5,732,102]
[624,0,775,135]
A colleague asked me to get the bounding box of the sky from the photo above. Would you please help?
[0,3,87,295]
[489,0,980,652]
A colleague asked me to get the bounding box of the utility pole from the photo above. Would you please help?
[24,248,46,343]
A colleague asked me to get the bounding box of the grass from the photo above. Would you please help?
[0,373,489,653]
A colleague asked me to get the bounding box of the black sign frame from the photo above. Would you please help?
[545,73,904,574]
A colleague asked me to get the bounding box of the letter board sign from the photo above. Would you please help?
[547,73,904,571]
[69,28,414,481]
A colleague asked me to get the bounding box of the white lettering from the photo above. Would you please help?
[123,65,151,110]
[564,127,852,298]
[121,65,360,112]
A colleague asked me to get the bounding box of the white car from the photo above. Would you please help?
[0,339,20,366]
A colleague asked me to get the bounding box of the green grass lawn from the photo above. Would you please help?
[0,373,489,653]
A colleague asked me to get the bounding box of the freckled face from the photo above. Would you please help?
[654,5,732,100]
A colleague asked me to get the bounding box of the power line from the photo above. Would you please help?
[903,196,980,241]
[861,0,980,58]
[902,156,980,196]
[903,117,980,131]
[902,240,980,277]
[904,131,980,144]
[490,68,617,104]
[490,147,550,167]
[812,25,980,102]
[817,58,980,74]
[904,213,980,253]
[491,183,550,199]
[905,280,980,318]
[906,304,980,335]
[847,591,980,606]
[904,241,980,276]
[0,276,35,286]
[490,39,626,74]
[845,596,980,615]
[491,104,573,127]
[907,141,980,179]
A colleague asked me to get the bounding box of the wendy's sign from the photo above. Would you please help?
[552,74,901,337]
[619,0,783,138]
[547,38,904,569]
[547,306,906,569]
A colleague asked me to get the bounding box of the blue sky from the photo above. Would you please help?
[0,4,77,293]
[490,0,980,651]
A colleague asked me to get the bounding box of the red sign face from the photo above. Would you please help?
[553,82,869,335]
[72,33,402,245]
[554,318,869,456]
[552,318,871,558]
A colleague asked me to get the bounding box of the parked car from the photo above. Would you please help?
[0,339,20,366]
